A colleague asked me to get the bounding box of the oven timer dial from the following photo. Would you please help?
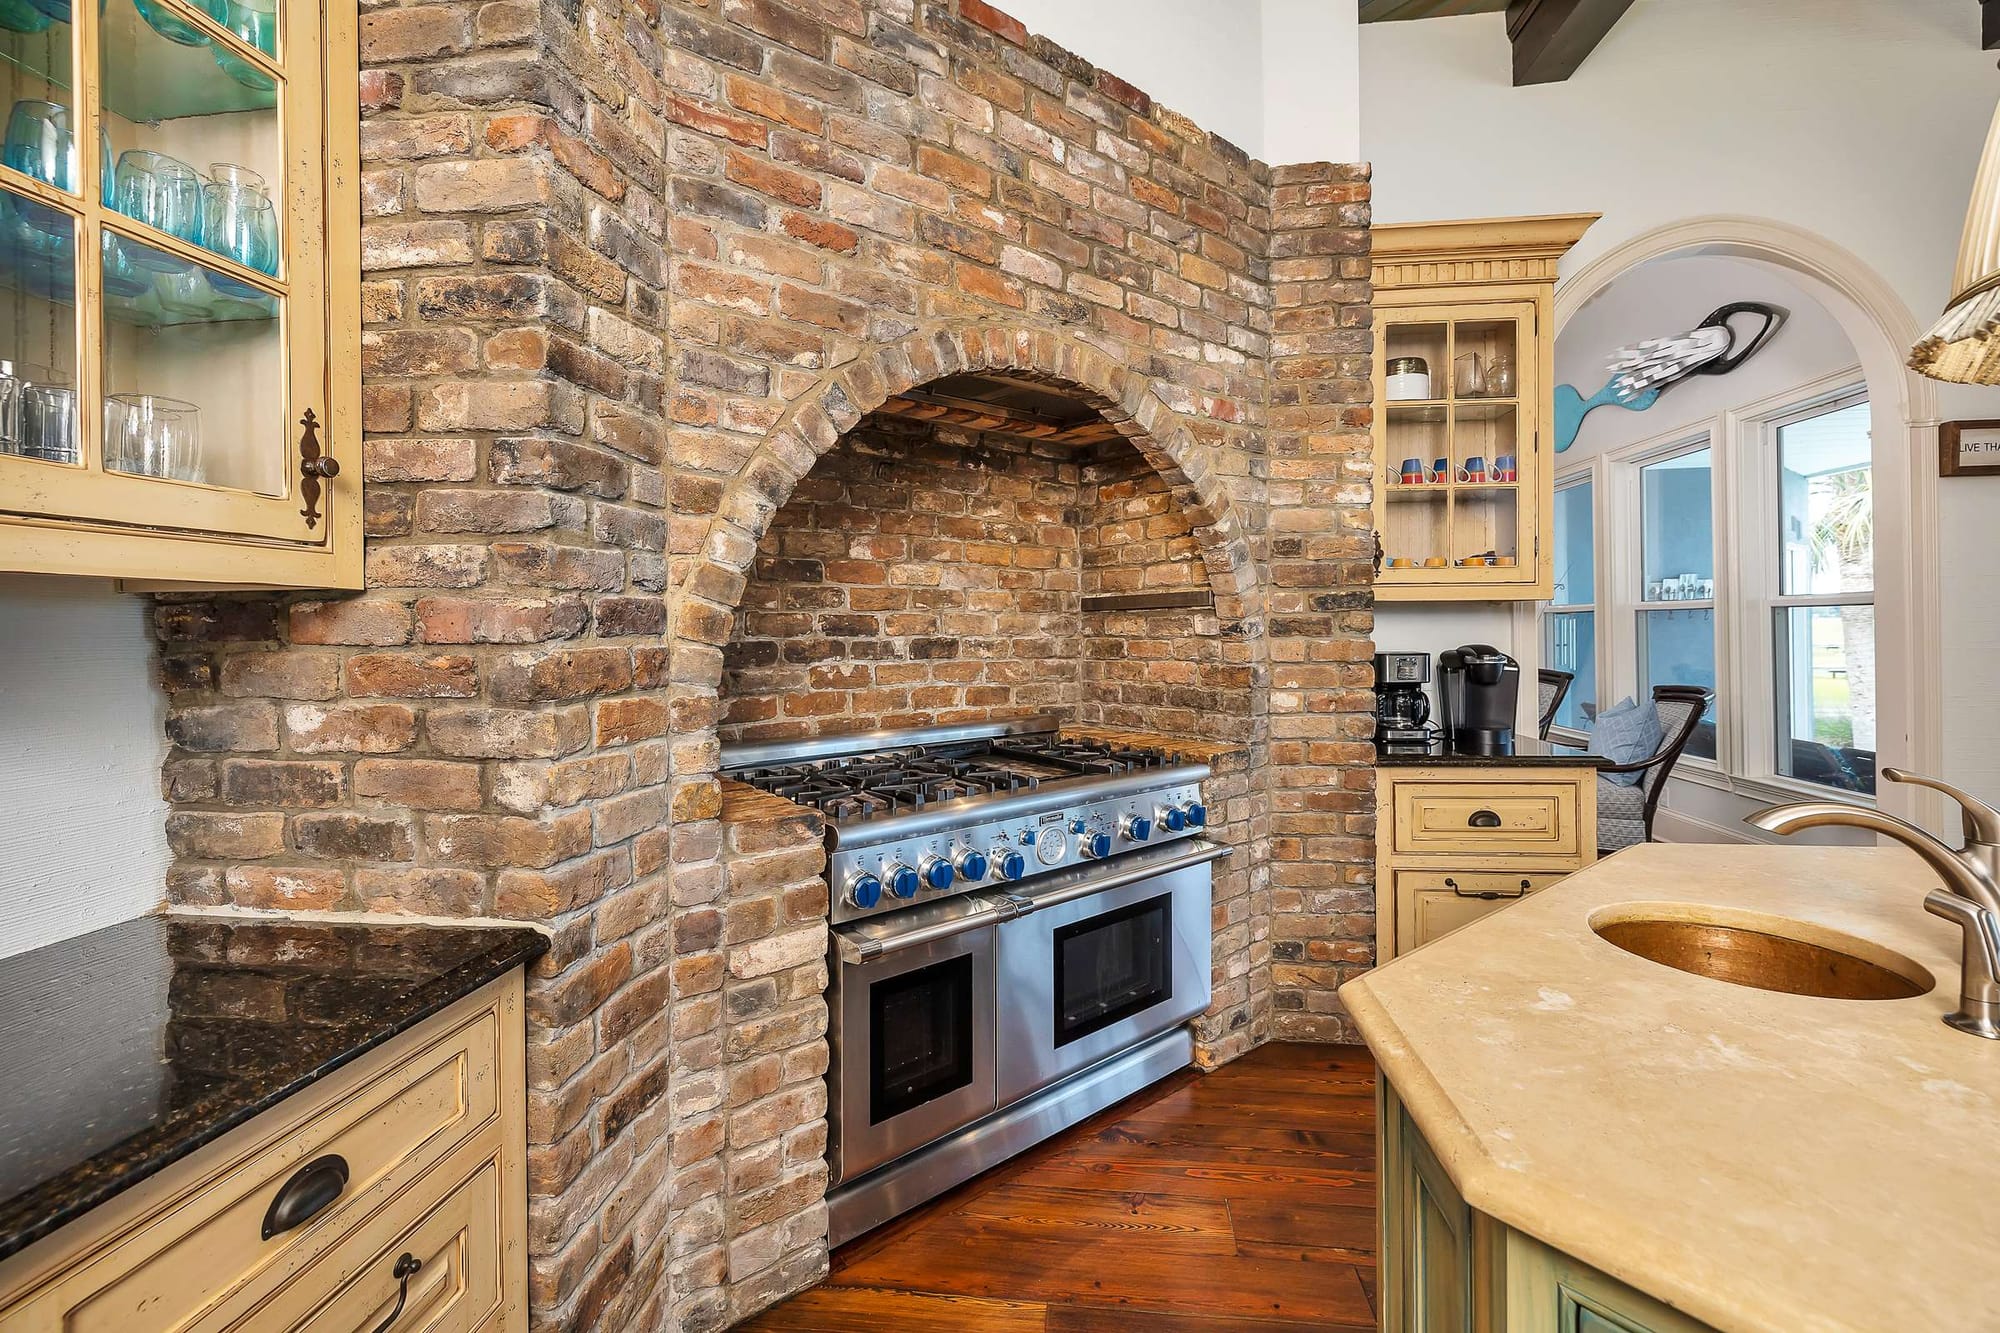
[1034,828,1067,866]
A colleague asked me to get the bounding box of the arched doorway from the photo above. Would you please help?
[1550,217,1942,829]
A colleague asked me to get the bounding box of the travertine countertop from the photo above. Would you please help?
[1341,843,2000,1333]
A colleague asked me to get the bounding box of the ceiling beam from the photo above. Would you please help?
[1505,0,1636,84]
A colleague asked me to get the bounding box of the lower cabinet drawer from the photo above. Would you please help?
[1391,782,1583,858]
[1396,871,1569,952]
[247,1154,505,1333]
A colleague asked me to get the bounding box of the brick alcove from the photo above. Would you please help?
[152,0,1377,1326]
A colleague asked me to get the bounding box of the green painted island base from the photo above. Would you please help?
[1379,1078,1716,1333]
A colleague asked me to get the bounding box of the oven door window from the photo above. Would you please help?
[1053,893,1173,1047]
[869,954,975,1125]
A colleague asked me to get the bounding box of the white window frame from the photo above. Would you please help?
[1532,366,1875,807]
[1541,474,1597,736]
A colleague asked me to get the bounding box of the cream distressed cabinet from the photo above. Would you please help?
[0,0,359,585]
[1372,215,1595,601]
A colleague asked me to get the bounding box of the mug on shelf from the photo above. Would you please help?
[1422,556,1448,568]
[1492,555,1517,567]
[1493,453,1518,482]
[1385,557,1414,569]
[1428,456,1448,484]
[1398,456,1425,485]
[1456,456,1489,483]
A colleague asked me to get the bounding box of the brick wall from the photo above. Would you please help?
[151,1,1375,1328]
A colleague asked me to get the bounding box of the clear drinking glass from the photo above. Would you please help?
[21,381,76,463]
[113,150,206,263]
[3,99,73,191]
[155,266,211,317]
[201,172,277,278]
[105,391,202,481]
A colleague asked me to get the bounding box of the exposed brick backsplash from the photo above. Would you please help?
[149,2,1374,1328]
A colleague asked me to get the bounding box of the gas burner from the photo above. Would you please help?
[989,737,1173,776]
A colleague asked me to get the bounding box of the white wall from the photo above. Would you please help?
[0,579,170,958]
[991,0,1362,164]
[1363,0,2000,802]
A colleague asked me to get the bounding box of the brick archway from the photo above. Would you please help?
[671,320,1267,701]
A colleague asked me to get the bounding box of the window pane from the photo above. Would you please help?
[1552,479,1593,604]
[1640,446,1713,598]
[1542,611,1596,731]
[1775,604,1876,795]
[1778,400,1871,596]
[1639,608,1716,760]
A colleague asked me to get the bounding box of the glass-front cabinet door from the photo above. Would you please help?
[1375,299,1541,599]
[0,0,357,586]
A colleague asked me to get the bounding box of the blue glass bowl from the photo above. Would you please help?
[0,0,51,32]
[23,0,67,23]
[213,47,274,89]
[133,0,208,44]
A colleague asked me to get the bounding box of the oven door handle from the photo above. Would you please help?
[834,898,1011,965]
[1005,839,1232,918]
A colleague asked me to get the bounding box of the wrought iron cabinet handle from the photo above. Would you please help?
[369,1252,424,1333]
[297,408,339,530]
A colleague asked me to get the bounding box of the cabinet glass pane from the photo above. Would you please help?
[100,0,282,268]
[1452,488,1517,568]
[1775,604,1876,796]
[1639,608,1716,760]
[102,230,281,492]
[0,0,76,199]
[1384,320,1444,403]
[1543,610,1596,730]
[1453,318,1517,400]
[0,181,77,464]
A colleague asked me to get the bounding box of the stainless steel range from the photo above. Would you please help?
[720,716,1227,1244]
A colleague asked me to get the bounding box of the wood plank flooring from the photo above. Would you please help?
[743,1043,1379,1333]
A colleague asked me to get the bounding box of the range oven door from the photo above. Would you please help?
[827,895,1001,1184]
[994,839,1225,1110]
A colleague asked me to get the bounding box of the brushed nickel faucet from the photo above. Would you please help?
[1750,769,2000,1039]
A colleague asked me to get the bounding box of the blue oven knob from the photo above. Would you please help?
[886,862,921,899]
[993,848,1027,881]
[921,855,956,890]
[956,848,990,882]
[1122,815,1153,843]
[1018,828,1037,845]
[1159,805,1187,832]
[1069,818,1088,834]
[847,872,883,910]
[1185,801,1207,829]
[1083,831,1113,860]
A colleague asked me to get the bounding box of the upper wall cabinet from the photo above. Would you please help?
[0,0,358,587]
[1372,215,1595,603]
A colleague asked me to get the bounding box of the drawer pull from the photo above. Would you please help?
[261,1154,350,1240]
[1445,876,1527,901]
[369,1253,423,1333]
[1467,809,1502,828]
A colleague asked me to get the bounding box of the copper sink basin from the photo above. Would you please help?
[1590,904,1933,1001]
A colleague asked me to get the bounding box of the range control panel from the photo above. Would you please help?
[827,781,1208,925]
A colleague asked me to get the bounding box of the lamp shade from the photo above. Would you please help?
[1912,99,2000,383]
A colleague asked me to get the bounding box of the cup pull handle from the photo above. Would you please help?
[1468,809,1502,828]
[298,408,337,529]
[261,1153,349,1239]
[369,1254,423,1333]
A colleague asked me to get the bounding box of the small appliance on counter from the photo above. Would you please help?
[1438,644,1520,756]
[1373,651,1439,756]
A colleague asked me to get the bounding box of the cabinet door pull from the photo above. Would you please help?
[1443,876,1458,890]
[297,408,338,529]
[1521,878,1533,891]
[261,1153,349,1239]
[369,1253,424,1333]
[1467,809,1502,828]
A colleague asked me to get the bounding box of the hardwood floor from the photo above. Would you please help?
[743,1043,1379,1333]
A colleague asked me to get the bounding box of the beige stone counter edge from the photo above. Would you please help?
[1341,978,1803,1333]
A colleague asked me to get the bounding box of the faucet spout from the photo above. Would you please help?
[1746,801,2000,919]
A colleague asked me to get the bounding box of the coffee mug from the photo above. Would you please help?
[1456,456,1488,483]
[1492,555,1517,567]
[1386,557,1413,569]
[1428,456,1449,484]
[1494,453,1517,482]
[1399,456,1424,484]
[1422,556,1448,568]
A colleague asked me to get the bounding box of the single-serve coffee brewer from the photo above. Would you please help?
[1438,644,1520,756]
[1373,652,1437,756]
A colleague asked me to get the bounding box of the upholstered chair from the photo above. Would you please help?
[1595,686,1715,853]
[1536,668,1573,740]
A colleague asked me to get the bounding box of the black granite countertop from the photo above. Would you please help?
[0,913,546,1262]
[1377,736,1614,768]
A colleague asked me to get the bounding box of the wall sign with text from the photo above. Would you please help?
[1941,420,2000,477]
